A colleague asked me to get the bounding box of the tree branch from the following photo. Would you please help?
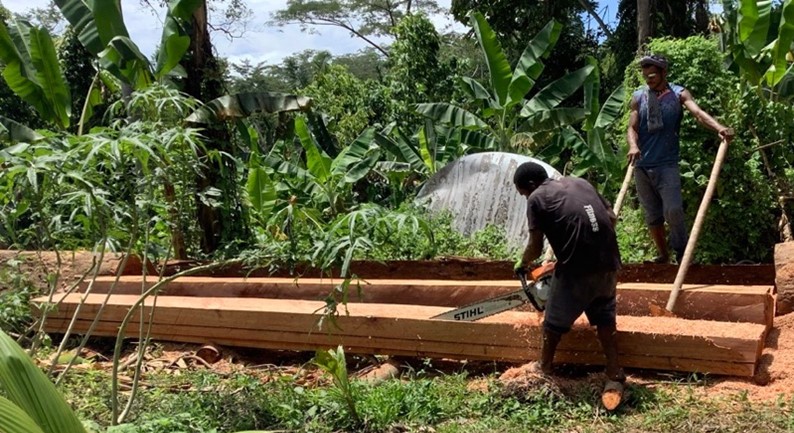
[286,17,390,57]
[578,0,614,39]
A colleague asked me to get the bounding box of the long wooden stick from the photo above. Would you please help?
[666,139,729,312]
[613,163,636,217]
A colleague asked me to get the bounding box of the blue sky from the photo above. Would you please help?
[0,0,625,65]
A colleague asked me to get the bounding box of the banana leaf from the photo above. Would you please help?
[0,19,71,129]
[331,126,378,180]
[54,0,126,55]
[0,397,46,433]
[97,36,153,90]
[156,0,203,79]
[0,115,44,143]
[0,329,87,433]
[186,93,312,123]
[765,0,794,85]
[246,166,277,220]
[508,20,561,105]
[416,103,487,129]
[521,65,594,115]
[520,107,588,132]
[459,76,495,105]
[738,0,773,56]
[374,129,426,173]
[295,116,332,184]
[469,11,512,107]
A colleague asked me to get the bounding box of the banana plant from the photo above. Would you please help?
[0,329,87,433]
[247,116,382,221]
[53,0,202,89]
[532,56,625,183]
[719,0,794,99]
[186,92,313,123]
[0,18,71,129]
[416,12,592,151]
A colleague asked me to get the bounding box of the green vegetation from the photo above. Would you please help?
[50,353,794,433]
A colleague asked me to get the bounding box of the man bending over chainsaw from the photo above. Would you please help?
[513,162,625,383]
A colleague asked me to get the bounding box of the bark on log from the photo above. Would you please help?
[775,242,794,315]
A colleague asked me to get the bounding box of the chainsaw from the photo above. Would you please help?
[431,262,555,321]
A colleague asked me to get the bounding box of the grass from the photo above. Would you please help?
[51,356,794,433]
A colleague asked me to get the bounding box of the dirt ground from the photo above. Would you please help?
[5,249,793,402]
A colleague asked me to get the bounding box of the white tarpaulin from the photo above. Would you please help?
[415,152,562,249]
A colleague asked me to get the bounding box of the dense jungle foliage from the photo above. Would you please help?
[0,0,791,268]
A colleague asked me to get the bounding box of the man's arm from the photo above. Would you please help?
[627,97,641,165]
[520,228,545,268]
[680,89,735,144]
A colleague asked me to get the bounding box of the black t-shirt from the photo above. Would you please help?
[527,177,621,274]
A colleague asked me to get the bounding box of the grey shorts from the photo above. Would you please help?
[634,164,684,227]
[543,270,618,334]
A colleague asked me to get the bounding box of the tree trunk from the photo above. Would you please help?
[637,0,651,51]
[186,1,249,254]
[694,0,710,35]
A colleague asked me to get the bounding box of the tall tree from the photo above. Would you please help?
[270,0,443,57]
[385,13,458,123]
[637,0,651,49]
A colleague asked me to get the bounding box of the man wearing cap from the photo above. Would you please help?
[627,54,734,264]
[513,161,624,383]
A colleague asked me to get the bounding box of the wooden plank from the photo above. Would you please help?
[616,284,774,329]
[79,276,774,325]
[39,294,761,362]
[34,294,764,376]
[41,319,756,377]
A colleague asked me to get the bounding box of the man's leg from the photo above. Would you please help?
[583,272,624,382]
[541,273,582,375]
[541,327,562,374]
[648,224,669,262]
[596,324,625,382]
[635,168,668,261]
[657,165,688,262]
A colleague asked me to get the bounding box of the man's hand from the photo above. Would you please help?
[514,260,528,278]
[718,127,735,144]
[627,144,641,165]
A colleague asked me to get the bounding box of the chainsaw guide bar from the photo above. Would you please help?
[431,263,554,322]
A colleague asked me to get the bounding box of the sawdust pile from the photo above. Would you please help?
[706,311,794,400]
[498,362,606,401]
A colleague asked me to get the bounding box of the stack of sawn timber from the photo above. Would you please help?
[34,276,774,377]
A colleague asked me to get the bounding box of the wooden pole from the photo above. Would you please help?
[613,164,635,217]
[666,139,730,312]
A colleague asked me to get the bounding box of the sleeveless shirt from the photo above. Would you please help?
[632,83,685,168]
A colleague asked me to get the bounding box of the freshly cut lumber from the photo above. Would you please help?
[34,294,766,377]
[80,276,774,327]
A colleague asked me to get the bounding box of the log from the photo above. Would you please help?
[775,242,794,315]
[34,294,765,377]
[154,258,776,285]
[602,380,624,410]
[78,276,774,327]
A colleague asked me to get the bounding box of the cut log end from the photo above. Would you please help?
[601,380,624,411]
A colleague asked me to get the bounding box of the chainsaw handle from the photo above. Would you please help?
[518,273,546,312]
